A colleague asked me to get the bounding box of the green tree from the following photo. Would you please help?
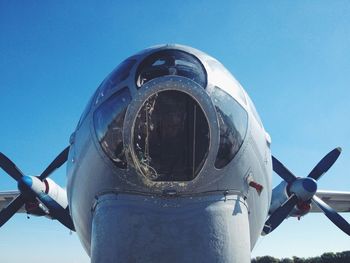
[292,256,305,263]
[280,258,293,263]
[251,251,350,263]
[338,251,350,261]
[253,256,279,263]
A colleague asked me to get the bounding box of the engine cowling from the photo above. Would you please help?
[32,176,69,209]
[269,180,313,218]
[21,176,69,216]
[43,178,68,208]
[269,181,289,215]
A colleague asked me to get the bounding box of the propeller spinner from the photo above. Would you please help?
[263,147,350,236]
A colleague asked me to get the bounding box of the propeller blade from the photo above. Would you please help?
[272,155,297,184]
[312,195,350,235]
[37,196,75,231]
[39,146,70,180]
[307,147,342,181]
[263,194,298,235]
[0,153,24,181]
[0,194,25,227]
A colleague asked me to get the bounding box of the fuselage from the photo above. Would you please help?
[66,44,272,262]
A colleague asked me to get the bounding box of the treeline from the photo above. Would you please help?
[252,251,350,263]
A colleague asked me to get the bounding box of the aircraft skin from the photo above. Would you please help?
[66,44,272,263]
[0,44,349,263]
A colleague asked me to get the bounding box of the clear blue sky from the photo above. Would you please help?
[0,1,350,262]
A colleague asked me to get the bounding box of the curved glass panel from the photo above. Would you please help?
[213,87,248,169]
[93,87,131,169]
[207,58,246,105]
[136,50,207,88]
[95,59,136,105]
[133,90,209,181]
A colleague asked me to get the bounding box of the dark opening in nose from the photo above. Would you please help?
[133,90,209,181]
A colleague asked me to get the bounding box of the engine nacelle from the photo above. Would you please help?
[269,181,289,215]
[20,176,68,217]
[43,178,69,209]
[23,176,69,212]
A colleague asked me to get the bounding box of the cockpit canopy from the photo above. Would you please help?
[136,49,207,88]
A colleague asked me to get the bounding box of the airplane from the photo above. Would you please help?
[0,44,349,263]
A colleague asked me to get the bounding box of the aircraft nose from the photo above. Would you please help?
[90,46,249,193]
